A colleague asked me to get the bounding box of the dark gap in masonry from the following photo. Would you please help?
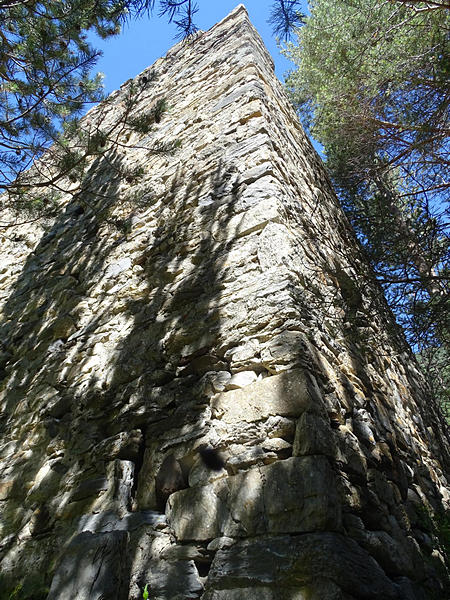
[129,427,146,508]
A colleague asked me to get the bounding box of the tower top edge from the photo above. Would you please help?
[116,3,260,91]
[215,4,249,25]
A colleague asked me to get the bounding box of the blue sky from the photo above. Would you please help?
[90,2,303,95]
[88,2,323,154]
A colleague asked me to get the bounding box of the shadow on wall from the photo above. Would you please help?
[0,150,346,600]
[0,135,254,598]
[0,113,448,600]
[0,144,141,596]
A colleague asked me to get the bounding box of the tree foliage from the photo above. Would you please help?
[268,0,306,40]
[284,0,449,404]
[0,1,162,194]
[0,0,302,216]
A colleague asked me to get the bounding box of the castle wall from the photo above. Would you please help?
[0,6,448,599]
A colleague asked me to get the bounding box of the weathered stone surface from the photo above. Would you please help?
[206,533,399,599]
[168,456,340,541]
[0,4,448,600]
[207,536,236,551]
[77,510,166,533]
[138,560,203,600]
[202,588,275,600]
[93,430,143,461]
[203,581,357,600]
[293,411,336,457]
[227,445,277,472]
[69,477,109,503]
[261,437,291,455]
[0,480,15,500]
[188,455,227,488]
[225,370,258,389]
[155,453,187,510]
[263,456,341,533]
[201,370,232,394]
[47,531,128,600]
[211,368,322,423]
[352,529,422,579]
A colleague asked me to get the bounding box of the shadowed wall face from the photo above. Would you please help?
[0,5,449,600]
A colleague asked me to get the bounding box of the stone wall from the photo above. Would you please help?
[0,5,449,600]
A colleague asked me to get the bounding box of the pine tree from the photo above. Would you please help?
[283,0,449,408]
[0,0,301,219]
[0,2,164,208]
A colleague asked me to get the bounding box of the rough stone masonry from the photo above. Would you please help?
[0,5,449,600]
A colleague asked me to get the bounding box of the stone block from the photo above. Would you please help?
[225,370,258,389]
[168,456,340,541]
[0,481,15,500]
[26,462,65,503]
[263,456,341,533]
[293,411,336,457]
[227,445,277,473]
[47,531,128,600]
[167,479,230,541]
[68,477,109,503]
[93,430,143,461]
[136,560,203,600]
[202,588,277,600]
[350,528,421,580]
[260,331,308,373]
[77,510,166,534]
[211,369,322,424]
[188,456,227,488]
[207,533,399,599]
[335,428,368,480]
[214,196,281,241]
[203,582,357,600]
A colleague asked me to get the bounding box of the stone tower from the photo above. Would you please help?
[0,5,449,599]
